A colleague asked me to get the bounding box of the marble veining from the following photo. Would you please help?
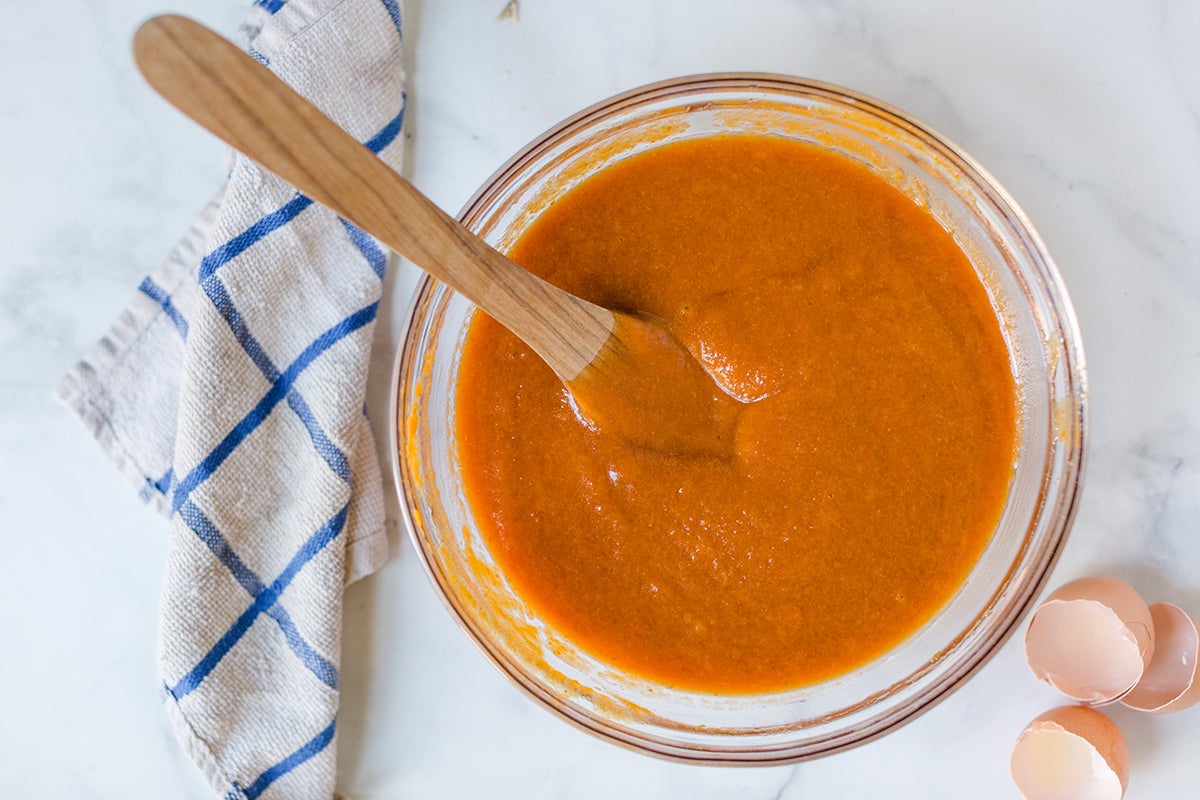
[2,0,1198,797]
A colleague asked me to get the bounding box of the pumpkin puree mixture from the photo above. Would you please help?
[455,134,1016,694]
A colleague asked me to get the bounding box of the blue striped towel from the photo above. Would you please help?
[55,1,404,797]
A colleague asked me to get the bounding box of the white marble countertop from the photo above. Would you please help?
[3,0,1199,797]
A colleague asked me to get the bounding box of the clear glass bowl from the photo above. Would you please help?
[389,74,1087,763]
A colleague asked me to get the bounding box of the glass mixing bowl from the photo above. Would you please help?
[389,74,1087,763]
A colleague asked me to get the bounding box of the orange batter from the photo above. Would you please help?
[455,134,1016,693]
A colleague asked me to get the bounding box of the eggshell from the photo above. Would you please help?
[1010,706,1129,800]
[1025,576,1155,705]
[1121,602,1200,713]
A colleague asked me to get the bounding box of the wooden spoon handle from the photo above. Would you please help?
[132,14,613,380]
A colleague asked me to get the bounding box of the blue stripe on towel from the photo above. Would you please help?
[202,278,353,482]
[139,277,189,339]
[140,467,175,503]
[168,503,349,700]
[362,100,405,154]
[243,718,337,799]
[255,0,286,14]
[286,392,353,481]
[179,499,339,690]
[338,97,406,277]
[265,605,340,690]
[170,302,378,516]
[199,194,314,282]
[202,277,279,380]
[180,500,264,595]
[365,97,406,154]
[340,219,388,278]
[379,0,403,39]
[248,46,270,67]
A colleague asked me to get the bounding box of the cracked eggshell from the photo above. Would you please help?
[1024,576,1155,705]
[1011,706,1129,800]
[1121,602,1200,714]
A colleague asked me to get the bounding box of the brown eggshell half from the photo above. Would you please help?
[1121,602,1200,713]
[1011,706,1129,800]
[1025,576,1155,705]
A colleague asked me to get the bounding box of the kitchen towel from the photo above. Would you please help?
[55,0,405,797]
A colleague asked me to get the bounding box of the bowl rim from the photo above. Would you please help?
[387,72,1089,764]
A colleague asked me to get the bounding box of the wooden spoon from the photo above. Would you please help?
[132,15,741,456]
